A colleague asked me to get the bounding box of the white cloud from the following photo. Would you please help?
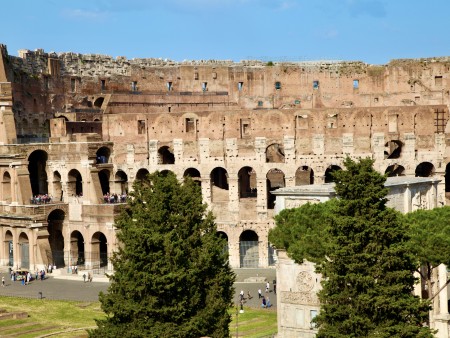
[62,8,107,20]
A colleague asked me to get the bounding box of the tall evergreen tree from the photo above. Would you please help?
[270,157,433,337]
[317,158,432,337]
[90,172,235,338]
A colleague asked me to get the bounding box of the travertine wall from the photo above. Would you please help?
[0,43,449,272]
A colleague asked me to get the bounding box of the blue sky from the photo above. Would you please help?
[2,0,450,64]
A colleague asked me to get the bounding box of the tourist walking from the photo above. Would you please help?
[2,276,5,287]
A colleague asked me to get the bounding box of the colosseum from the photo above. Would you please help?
[0,43,449,273]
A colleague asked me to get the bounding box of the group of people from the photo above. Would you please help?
[103,192,127,204]
[239,280,276,310]
[31,194,52,204]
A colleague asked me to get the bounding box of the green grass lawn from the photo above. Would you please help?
[0,296,277,337]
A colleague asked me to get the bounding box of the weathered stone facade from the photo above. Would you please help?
[0,43,450,273]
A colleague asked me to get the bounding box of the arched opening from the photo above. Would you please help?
[5,230,13,266]
[445,163,450,197]
[183,168,201,188]
[18,233,30,269]
[415,162,435,177]
[384,140,403,159]
[47,209,65,268]
[217,231,229,255]
[267,168,285,209]
[94,97,104,108]
[28,150,48,196]
[53,171,63,202]
[68,169,83,197]
[92,232,107,268]
[266,143,285,163]
[238,166,257,198]
[324,165,342,183]
[115,170,128,194]
[210,167,229,202]
[70,230,85,267]
[385,164,406,177]
[96,147,110,164]
[295,166,314,185]
[239,230,259,268]
[2,171,12,203]
[98,169,110,195]
[158,146,175,164]
[160,170,174,177]
[135,168,149,182]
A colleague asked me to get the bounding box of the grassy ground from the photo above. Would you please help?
[0,296,277,337]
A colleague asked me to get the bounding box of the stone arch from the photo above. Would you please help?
[67,169,83,197]
[184,168,201,187]
[98,169,110,195]
[70,230,85,267]
[115,170,128,194]
[96,146,111,164]
[32,118,39,131]
[4,230,13,266]
[18,232,30,269]
[94,97,104,108]
[384,140,403,159]
[267,168,285,209]
[210,167,229,202]
[295,166,314,185]
[47,209,65,268]
[2,171,12,203]
[325,165,342,183]
[238,166,257,198]
[160,170,174,177]
[135,168,149,182]
[415,162,435,177]
[266,143,285,163]
[239,230,259,268]
[91,232,108,268]
[158,146,175,164]
[28,150,48,196]
[53,171,63,202]
[385,164,406,177]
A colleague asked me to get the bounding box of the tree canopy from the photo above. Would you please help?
[90,171,235,338]
[269,157,433,337]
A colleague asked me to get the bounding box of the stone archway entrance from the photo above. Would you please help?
[5,230,13,267]
[239,230,259,268]
[91,232,107,269]
[70,231,85,267]
[47,209,65,268]
[19,233,30,269]
[28,150,48,196]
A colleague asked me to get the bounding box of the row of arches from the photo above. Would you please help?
[4,209,109,270]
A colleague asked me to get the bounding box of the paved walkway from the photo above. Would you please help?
[0,268,278,310]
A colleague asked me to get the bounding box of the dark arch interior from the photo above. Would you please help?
[96,147,110,164]
[266,143,285,163]
[211,168,229,190]
[385,164,405,177]
[158,146,175,164]
[325,165,342,183]
[415,162,434,177]
[295,166,314,185]
[240,230,258,241]
[28,150,48,195]
[238,166,257,198]
[94,97,104,108]
[136,168,149,181]
[99,169,110,194]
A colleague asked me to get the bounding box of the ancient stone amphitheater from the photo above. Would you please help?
[0,44,448,272]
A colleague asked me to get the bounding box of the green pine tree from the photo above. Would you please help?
[316,157,432,337]
[89,171,235,338]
